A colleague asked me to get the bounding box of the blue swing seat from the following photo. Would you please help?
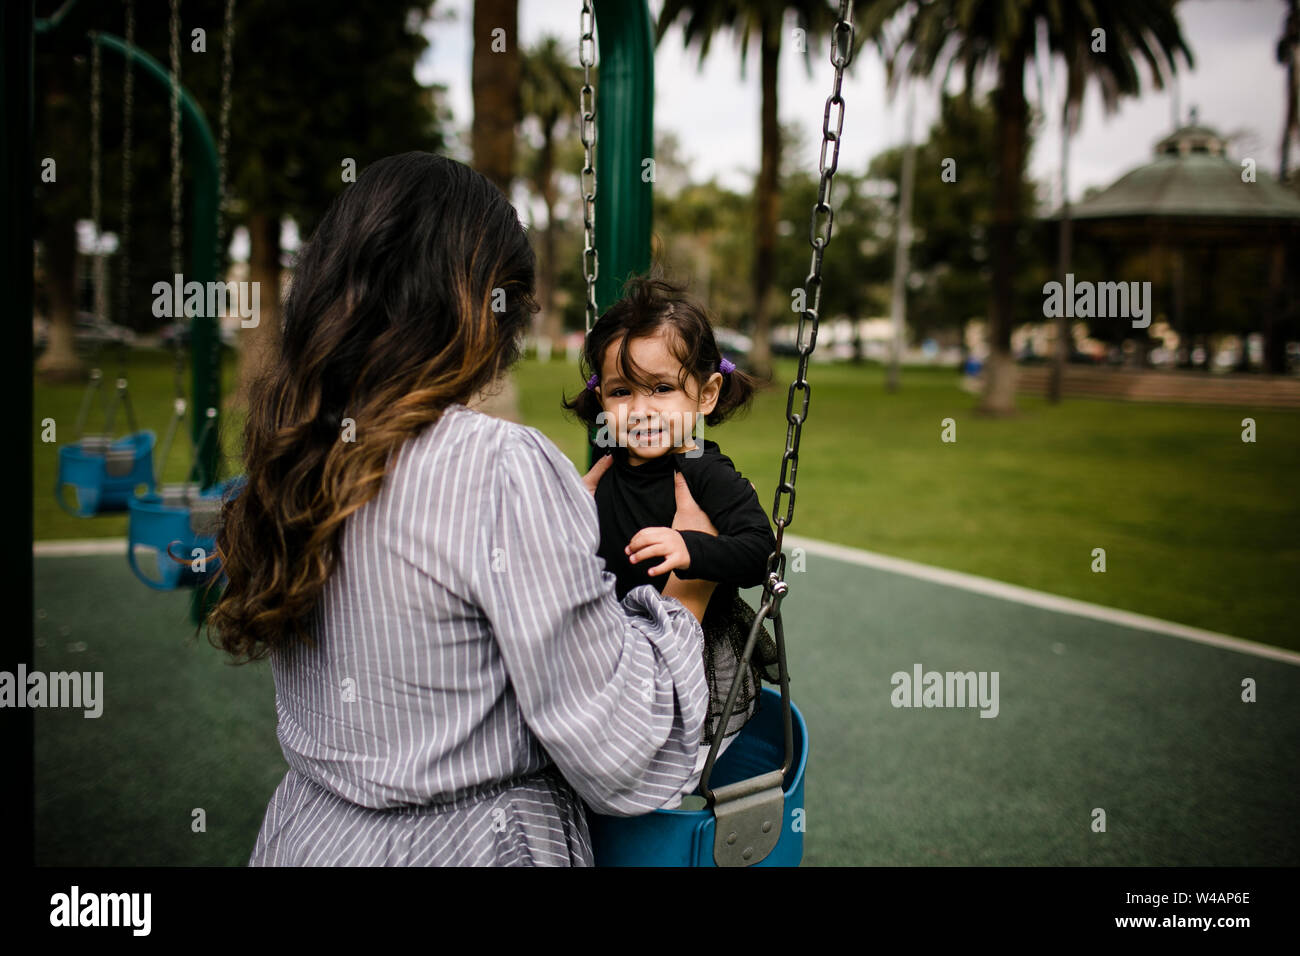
[55,431,156,517]
[126,475,246,591]
[588,686,808,867]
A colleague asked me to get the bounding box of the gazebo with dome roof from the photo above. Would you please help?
[1049,111,1300,373]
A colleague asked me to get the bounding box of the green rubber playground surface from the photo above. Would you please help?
[33,546,1299,866]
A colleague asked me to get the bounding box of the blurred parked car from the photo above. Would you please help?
[74,313,136,352]
[158,319,237,349]
[713,327,753,365]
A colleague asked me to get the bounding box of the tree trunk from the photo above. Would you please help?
[37,215,83,383]
[36,69,85,384]
[540,132,562,355]
[1049,101,1075,404]
[1280,0,1298,183]
[236,211,283,409]
[471,0,521,195]
[978,40,1029,417]
[748,14,781,381]
[887,92,916,394]
[470,0,523,421]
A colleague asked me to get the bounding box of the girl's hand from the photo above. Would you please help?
[625,527,689,577]
[581,453,613,496]
[623,471,719,576]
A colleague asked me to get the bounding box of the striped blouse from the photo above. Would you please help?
[247,402,710,866]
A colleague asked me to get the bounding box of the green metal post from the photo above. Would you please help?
[7,0,37,867]
[588,0,654,467]
[591,0,654,310]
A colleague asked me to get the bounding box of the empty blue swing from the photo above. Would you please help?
[55,372,157,517]
[127,475,245,591]
[127,404,245,591]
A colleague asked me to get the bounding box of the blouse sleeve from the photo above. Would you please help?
[471,425,710,816]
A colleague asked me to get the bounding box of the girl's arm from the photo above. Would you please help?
[672,456,777,588]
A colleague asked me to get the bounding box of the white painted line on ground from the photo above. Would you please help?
[782,533,1300,666]
[36,534,1298,665]
[34,538,128,557]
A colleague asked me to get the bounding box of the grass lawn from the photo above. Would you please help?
[35,351,1300,650]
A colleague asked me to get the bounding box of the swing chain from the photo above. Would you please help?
[761,0,854,593]
[579,0,598,333]
[215,0,235,282]
[89,35,107,360]
[168,0,182,281]
[698,1,855,821]
[168,0,186,409]
[116,0,135,384]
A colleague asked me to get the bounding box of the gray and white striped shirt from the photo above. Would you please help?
[248,402,709,866]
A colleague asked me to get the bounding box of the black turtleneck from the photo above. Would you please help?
[591,439,777,610]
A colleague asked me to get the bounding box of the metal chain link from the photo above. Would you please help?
[215,0,235,280]
[116,0,135,383]
[89,37,105,332]
[579,0,598,334]
[84,33,109,439]
[699,0,856,804]
[759,0,854,598]
[168,0,185,404]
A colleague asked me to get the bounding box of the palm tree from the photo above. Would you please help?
[1280,0,1299,184]
[863,0,1192,416]
[519,35,585,354]
[471,0,521,194]
[657,0,849,381]
[469,0,523,422]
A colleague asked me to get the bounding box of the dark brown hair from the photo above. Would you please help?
[206,152,538,662]
[561,270,767,429]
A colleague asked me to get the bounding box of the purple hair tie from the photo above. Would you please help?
[586,357,735,390]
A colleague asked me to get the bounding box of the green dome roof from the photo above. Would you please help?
[1054,121,1300,222]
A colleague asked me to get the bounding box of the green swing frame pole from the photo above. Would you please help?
[5,0,37,867]
[90,32,222,492]
[587,0,654,468]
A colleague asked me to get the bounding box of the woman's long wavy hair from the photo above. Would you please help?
[206,152,538,663]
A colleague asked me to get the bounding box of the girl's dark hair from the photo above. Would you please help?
[206,152,538,662]
[561,270,767,428]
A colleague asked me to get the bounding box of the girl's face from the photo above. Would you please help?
[593,328,722,466]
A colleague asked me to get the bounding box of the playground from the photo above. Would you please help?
[14,0,1300,870]
[32,355,1300,866]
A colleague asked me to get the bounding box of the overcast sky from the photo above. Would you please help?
[415,0,1293,213]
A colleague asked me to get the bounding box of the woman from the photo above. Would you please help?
[208,152,719,866]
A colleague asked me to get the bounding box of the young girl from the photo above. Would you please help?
[562,273,781,809]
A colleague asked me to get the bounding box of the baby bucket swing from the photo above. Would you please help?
[579,0,857,866]
[117,0,244,593]
[54,25,155,518]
